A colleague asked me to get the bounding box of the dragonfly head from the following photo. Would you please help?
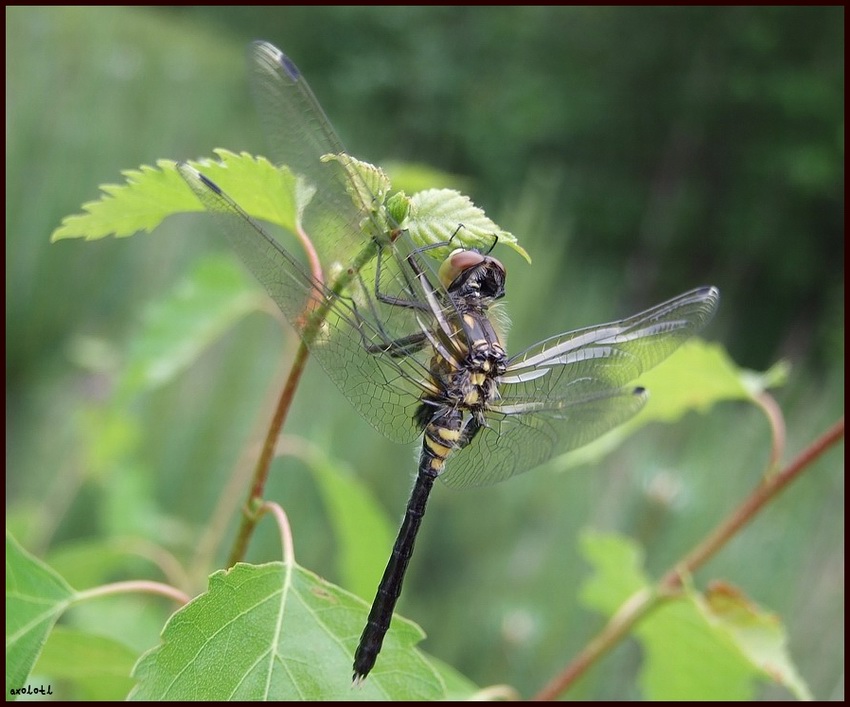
[438,248,507,303]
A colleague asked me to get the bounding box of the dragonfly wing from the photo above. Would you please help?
[439,286,719,488]
[250,41,346,172]
[440,386,647,489]
[500,287,720,398]
[178,163,431,444]
[249,41,385,267]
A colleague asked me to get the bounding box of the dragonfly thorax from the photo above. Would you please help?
[414,247,509,422]
[418,306,507,433]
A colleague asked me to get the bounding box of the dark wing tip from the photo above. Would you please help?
[178,163,223,196]
[197,172,222,195]
[250,39,300,81]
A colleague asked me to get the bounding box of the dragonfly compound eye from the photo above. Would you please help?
[438,248,485,289]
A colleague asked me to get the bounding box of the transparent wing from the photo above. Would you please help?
[247,41,466,330]
[180,43,481,443]
[249,41,387,267]
[440,385,647,489]
[498,287,720,403]
[178,164,433,444]
[439,287,719,488]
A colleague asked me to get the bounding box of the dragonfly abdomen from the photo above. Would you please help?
[353,459,438,682]
[421,407,465,473]
[353,407,462,681]
[354,404,477,680]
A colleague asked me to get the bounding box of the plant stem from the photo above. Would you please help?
[225,217,326,568]
[223,220,382,567]
[752,390,786,473]
[226,339,311,567]
[74,580,191,606]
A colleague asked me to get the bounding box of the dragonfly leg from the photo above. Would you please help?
[372,240,431,310]
[339,271,432,357]
[342,242,453,358]
[363,330,430,357]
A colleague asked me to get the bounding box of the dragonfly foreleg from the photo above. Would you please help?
[364,330,430,357]
[338,274,431,358]
[372,240,430,311]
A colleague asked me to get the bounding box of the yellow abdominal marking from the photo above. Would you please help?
[425,436,452,459]
[430,456,446,471]
[437,427,461,442]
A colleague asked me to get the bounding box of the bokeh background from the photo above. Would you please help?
[7,6,843,699]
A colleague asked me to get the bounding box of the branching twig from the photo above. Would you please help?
[533,416,844,701]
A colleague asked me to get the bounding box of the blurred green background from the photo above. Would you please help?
[6,6,843,699]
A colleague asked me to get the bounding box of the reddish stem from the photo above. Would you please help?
[226,221,324,567]
[532,416,844,701]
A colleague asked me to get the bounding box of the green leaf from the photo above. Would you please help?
[50,150,299,242]
[739,359,791,397]
[386,190,411,225]
[130,561,461,700]
[423,655,485,699]
[578,530,649,613]
[407,188,530,262]
[635,340,756,421]
[189,150,300,232]
[34,626,138,700]
[50,159,197,241]
[578,530,812,700]
[119,253,269,396]
[637,592,761,700]
[322,153,392,210]
[6,531,75,694]
[52,150,529,272]
[305,450,397,602]
[697,582,812,701]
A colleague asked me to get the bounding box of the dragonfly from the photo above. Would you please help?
[178,40,720,682]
